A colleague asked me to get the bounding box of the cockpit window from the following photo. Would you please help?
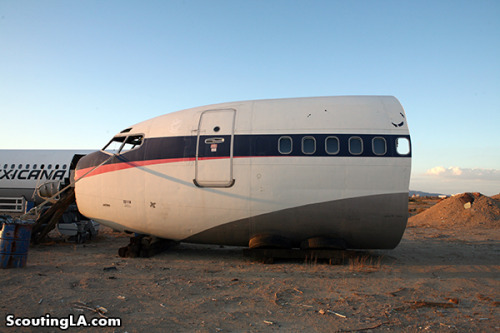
[121,135,143,153]
[102,135,143,154]
[103,136,126,154]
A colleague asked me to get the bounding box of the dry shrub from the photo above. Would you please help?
[348,254,382,272]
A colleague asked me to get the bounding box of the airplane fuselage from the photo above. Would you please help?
[75,96,412,249]
[0,150,91,204]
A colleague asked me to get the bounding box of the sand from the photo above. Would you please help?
[408,193,500,229]
[1,194,499,332]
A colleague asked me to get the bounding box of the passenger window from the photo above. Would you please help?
[278,136,293,154]
[48,164,52,169]
[18,164,22,169]
[349,137,363,155]
[25,164,30,169]
[372,137,387,155]
[10,164,14,169]
[63,164,67,169]
[302,137,316,154]
[3,164,7,169]
[33,164,37,169]
[396,137,410,155]
[325,137,340,155]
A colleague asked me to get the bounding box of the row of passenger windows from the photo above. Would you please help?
[278,136,410,156]
[1,164,67,170]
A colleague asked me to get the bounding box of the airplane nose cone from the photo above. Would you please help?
[75,151,112,180]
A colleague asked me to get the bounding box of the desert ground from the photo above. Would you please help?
[1,194,499,332]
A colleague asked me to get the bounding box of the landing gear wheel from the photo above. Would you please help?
[76,231,89,244]
[249,234,292,249]
[118,235,178,258]
[300,237,346,250]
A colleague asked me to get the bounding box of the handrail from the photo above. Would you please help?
[20,154,115,220]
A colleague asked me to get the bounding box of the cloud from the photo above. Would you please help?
[425,166,500,180]
[426,166,446,176]
[412,167,500,196]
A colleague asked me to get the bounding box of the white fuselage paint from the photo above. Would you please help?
[75,96,411,248]
[0,150,92,204]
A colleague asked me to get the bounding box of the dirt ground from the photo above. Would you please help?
[1,196,499,332]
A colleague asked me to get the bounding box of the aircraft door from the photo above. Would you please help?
[195,109,236,187]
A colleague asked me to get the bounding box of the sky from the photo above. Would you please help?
[1,0,499,195]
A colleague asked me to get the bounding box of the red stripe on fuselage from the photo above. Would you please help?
[75,156,246,180]
[75,157,194,179]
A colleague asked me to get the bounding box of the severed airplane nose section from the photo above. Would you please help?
[75,151,114,178]
[73,149,147,234]
[73,151,117,226]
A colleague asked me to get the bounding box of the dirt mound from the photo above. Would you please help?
[492,193,500,201]
[408,192,500,229]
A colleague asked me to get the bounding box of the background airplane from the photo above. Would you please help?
[0,149,91,212]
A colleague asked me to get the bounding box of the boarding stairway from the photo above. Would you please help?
[0,197,27,213]
[24,154,113,244]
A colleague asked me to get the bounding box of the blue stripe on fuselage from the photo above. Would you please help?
[76,133,411,170]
